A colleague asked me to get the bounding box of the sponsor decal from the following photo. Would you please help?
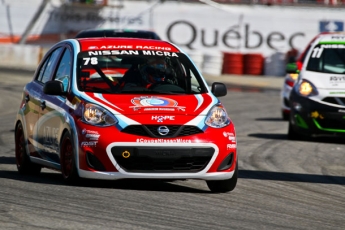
[82,129,100,140]
[330,76,345,83]
[136,138,192,143]
[227,144,236,149]
[87,50,178,57]
[152,115,175,122]
[135,46,172,51]
[130,96,185,111]
[82,129,99,135]
[330,92,345,94]
[89,45,172,51]
[223,131,236,143]
[81,141,98,147]
[85,134,101,140]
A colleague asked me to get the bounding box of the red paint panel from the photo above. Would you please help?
[79,38,180,52]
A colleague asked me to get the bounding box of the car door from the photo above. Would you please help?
[24,46,63,159]
[36,45,73,165]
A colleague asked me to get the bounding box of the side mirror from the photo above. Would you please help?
[43,80,66,96]
[211,82,227,97]
[286,62,298,74]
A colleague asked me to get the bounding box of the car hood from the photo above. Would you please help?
[81,92,218,116]
[302,71,345,89]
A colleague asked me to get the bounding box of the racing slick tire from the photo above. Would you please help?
[282,111,290,121]
[60,131,79,184]
[14,122,42,175]
[206,162,238,193]
[287,121,305,141]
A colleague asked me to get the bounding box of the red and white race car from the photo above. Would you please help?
[14,37,237,192]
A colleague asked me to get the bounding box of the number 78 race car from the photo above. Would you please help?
[14,37,237,193]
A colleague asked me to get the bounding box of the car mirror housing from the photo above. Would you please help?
[211,82,227,97]
[286,62,298,74]
[43,80,66,96]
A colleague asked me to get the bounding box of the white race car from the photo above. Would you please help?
[288,33,345,139]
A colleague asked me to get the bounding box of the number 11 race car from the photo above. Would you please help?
[14,37,237,193]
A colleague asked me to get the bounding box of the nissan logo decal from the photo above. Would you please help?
[157,126,169,136]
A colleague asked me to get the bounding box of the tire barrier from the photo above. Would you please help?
[0,44,40,71]
[187,50,204,72]
[222,52,244,75]
[202,51,224,76]
[264,52,286,77]
[243,53,264,75]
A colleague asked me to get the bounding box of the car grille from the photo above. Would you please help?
[316,119,345,129]
[322,97,345,106]
[111,146,214,173]
[121,125,203,138]
[316,113,345,130]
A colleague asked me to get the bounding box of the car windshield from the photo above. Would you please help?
[306,43,345,74]
[76,50,207,94]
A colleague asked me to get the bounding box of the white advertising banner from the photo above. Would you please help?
[0,0,344,57]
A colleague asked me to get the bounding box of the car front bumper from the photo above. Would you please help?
[290,90,345,137]
[76,122,237,181]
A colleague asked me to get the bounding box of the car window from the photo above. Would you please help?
[76,51,207,94]
[54,48,72,91]
[306,44,345,74]
[37,47,63,83]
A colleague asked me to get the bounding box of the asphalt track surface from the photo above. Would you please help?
[0,69,345,230]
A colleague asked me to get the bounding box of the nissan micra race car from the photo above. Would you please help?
[289,33,345,140]
[14,37,237,193]
[281,32,344,121]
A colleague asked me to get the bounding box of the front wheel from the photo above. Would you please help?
[60,131,79,184]
[288,121,302,140]
[14,122,41,175]
[282,110,290,121]
[206,162,238,193]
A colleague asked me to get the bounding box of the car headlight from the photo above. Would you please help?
[297,79,318,97]
[205,104,231,128]
[83,103,117,126]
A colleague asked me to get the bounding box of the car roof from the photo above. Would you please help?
[75,29,161,40]
[76,37,180,52]
[296,32,345,66]
[314,33,345,44]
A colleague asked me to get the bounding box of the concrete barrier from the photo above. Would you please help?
[0,44,43,71]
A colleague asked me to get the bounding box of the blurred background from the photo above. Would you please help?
[0,0,343,76]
